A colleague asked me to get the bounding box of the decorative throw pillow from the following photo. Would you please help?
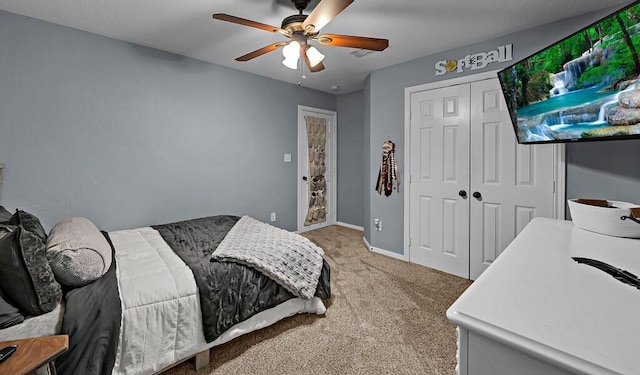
[46,217,112,287]
[0,289,24,329]
[0,206,11,222]
[7,209,48,242]
[0,224,62,316]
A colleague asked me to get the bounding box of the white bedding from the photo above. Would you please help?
[110,226,326,375]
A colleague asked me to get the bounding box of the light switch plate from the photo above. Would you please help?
[284,154,292,163]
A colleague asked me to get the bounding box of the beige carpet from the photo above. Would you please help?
[162,225,472,375]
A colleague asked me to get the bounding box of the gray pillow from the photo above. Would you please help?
[0,206,11,222]
[7,209,48,242]
[0,289,24,329]
[46,217,112,287]
[0,224,62,316]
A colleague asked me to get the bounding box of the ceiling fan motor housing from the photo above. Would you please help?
[281,14,308,33]
[291,0,311,12]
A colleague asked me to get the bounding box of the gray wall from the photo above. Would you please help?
[566,140,640,217]
[0,10,336,232]
[365,4,636,254]
[336,90,364,227]
[363,76,372,240]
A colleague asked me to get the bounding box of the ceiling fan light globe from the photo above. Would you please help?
[306,46,325,67]
[282,56,299,69]
[282,41,301,59]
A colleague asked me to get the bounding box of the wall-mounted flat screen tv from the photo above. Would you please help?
[498,1,640,144]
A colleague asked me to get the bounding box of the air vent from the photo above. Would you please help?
[349,49,376,58]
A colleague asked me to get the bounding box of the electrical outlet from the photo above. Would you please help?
[374,218,382,231]
[270,212,276,222]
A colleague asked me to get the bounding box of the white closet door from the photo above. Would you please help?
[409,84,471,278]
[469,79,555,280]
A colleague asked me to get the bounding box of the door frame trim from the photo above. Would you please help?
[297,105,338,233]
[403,70,566,261]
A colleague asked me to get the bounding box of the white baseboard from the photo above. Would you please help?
[362,236,407,262]
[336,222,364,231]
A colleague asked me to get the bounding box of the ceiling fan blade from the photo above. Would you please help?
[301,46,325,72]
[316,34,389,51]
[302,0,354,34]
[213,14,288,35]
[236,42,287,62]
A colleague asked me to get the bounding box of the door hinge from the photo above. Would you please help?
[409,237,412,246]
[553,180,556,193]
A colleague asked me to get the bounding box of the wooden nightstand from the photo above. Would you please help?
[0,335,68,375]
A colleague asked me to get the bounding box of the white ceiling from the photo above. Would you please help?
[0,0,632,93]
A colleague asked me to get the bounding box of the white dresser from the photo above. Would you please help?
[447,217,640,375]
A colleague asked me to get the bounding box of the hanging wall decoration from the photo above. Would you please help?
[375,140,400,196]
[304,115,327,226]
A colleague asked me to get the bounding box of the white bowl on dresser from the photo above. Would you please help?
[567,199,640,238]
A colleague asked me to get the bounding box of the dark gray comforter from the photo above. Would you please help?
[55,232,121,375]
[153,215,331,343]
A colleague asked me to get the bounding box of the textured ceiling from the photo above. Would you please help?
[0,0,633,93]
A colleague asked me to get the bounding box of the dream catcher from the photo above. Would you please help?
[375,140,400,196]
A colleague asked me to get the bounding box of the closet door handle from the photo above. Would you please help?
[472,191,482,200]
[458,190,467,198]
[302,176,308,181]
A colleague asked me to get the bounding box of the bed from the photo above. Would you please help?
[0,209,331,375]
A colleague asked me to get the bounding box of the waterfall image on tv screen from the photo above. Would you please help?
[498,1,640,144]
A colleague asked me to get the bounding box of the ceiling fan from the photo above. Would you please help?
[212,0,389,72]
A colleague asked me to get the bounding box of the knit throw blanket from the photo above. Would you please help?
[211,216,325,299]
